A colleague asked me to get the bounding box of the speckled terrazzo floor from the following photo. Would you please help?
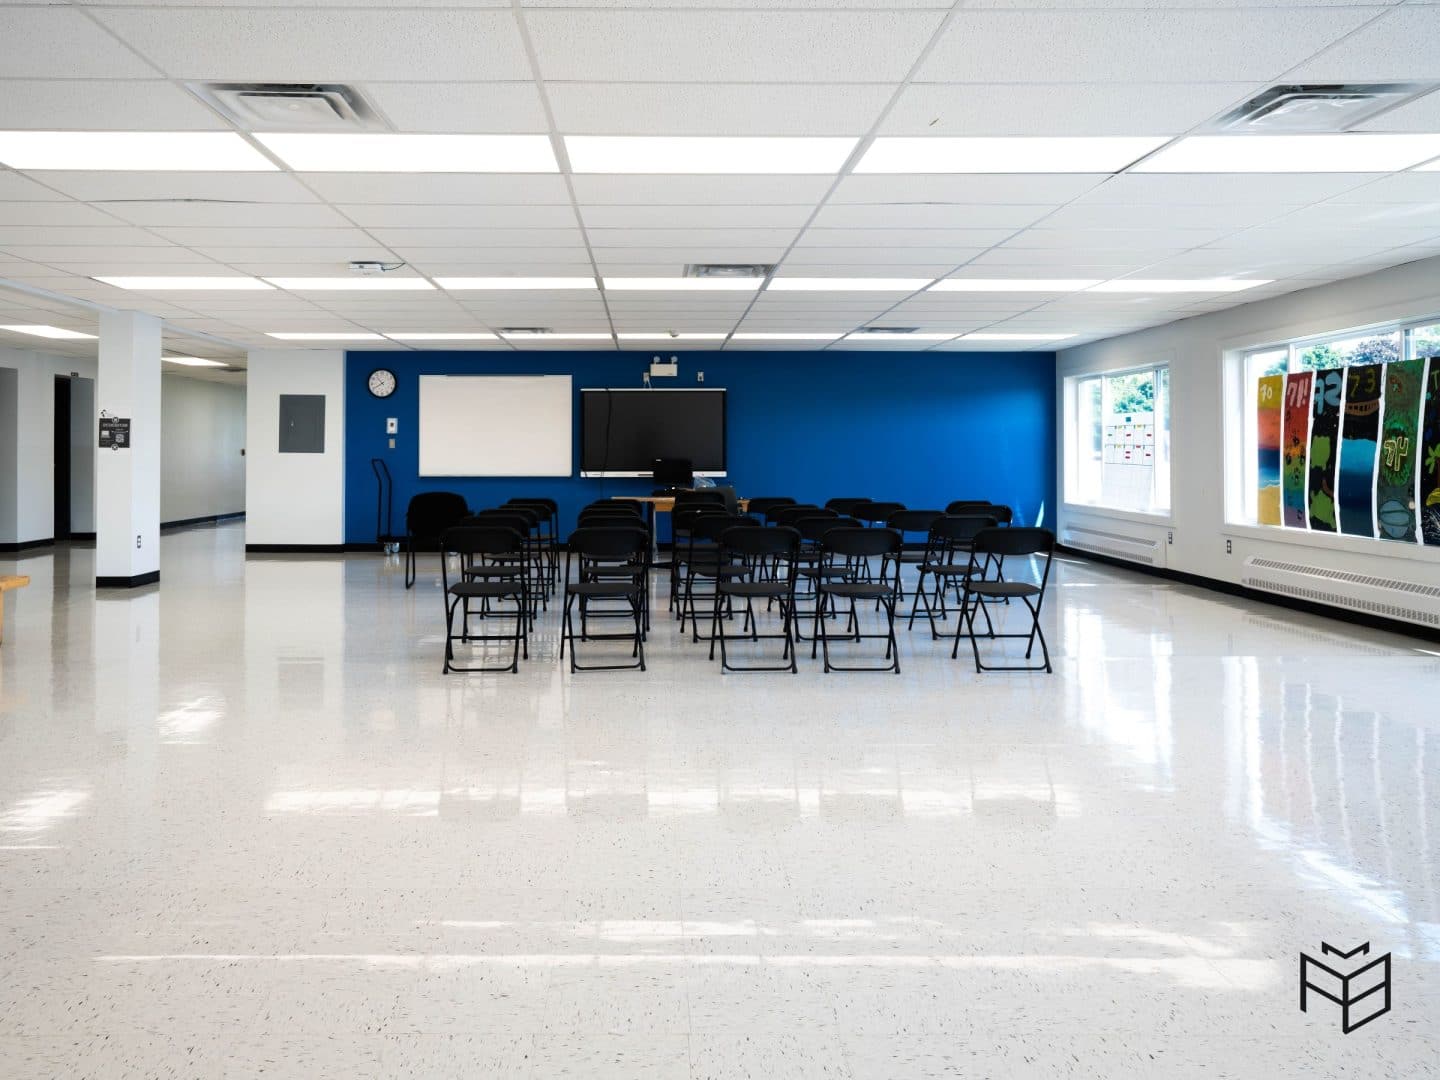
[1,522,1437,1078]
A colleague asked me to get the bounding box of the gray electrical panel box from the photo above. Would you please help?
[278,394,326,454]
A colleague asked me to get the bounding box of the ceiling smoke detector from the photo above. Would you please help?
[684,263,774,279]
[1214,84,1439,133]
[190,83,387,131]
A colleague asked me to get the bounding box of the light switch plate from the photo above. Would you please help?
[386,417,397,434]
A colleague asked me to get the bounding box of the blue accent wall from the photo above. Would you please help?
[345,349,1056,542]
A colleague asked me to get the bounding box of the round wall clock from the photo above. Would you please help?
[368,368,397,398]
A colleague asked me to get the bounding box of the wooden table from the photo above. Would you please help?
[0,575,31,645]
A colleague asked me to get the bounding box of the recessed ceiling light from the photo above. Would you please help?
[930,278,1101,293]
[0,324,96,340]
[1133,134,1440,172]
[768,278,932,292]
[0,131,277,171]
[266,332,385,341]
[384,332,499,341]
[958,332,1075,341]
[616,333,728,341]
[254,133,559,173]
[730,332,845,341]
[566,136,857,174]
[96,276,273,291]
[1088,278,1272,292]
[265,277,435,291]
[163,356,229,367]
[436,277,597,291]
[499,331,614,341]
[855,136,1167,174]
[841,331,957,341]
[603,277,762,292]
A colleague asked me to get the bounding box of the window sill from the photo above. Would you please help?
[1061,503,1173,528]
[1223,522,1440,565]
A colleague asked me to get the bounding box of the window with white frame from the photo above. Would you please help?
[1239,317,1440,545]
[1067,363,1171,514]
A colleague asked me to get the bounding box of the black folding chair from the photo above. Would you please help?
[745,497,797,518]
[561,526,650,672]
[506,497,560,585]
[440,525,528,674]
[463,509,546,619]
[404,491,469,588]
[811,527,903,673]
[909,513,998,636]
[766,502,818,525]
[709,525,801,673]
[825,497,872,516]
[958,527,1055,673]
[680,513,758,640]
[945,500,992,515]
[854,501,905,527]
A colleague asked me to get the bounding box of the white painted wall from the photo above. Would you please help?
[245,349,346,546]
[1057,254,1440,624]
[161,374,245,524]
[96,310,162,581]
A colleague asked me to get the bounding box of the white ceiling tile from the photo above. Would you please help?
[781,246,985,265]
[547,82,893,135]
[773,262,959,275]
[580,204,813,229]
[298,173,572,204]
[99,202,352,228]
[0,7,158,78]
[830,174,1107,204]
[0,80,225,131]
[810,204,1050,229]
[917,9,1381,84]
[883,82,1259,136]
[0,172,66,202]
[361,82,548,133]
[194,246,399,264]
[570,174,832,205]
[587,227,798,248]
[43,260,230,276]
[0,226,173,247]
[1270,203,1440,231]
[591,247,785,264]
[797,227,1014,248]
[1073,172,1382,206]
[371,228,586,248]
[1289,7,1440,82]
[27,171,324,204]
[93,8,533,81]
[1006,227,1231,250]
[0,203,126,227]
[1325,173,1440,204]
[1039,202,1293,230]
[526,10,944,82]
[387,246,591,264]
[150,226,381,248]
[1357,88,1440,134]
[0,245,217,265]
[338,204,579,228]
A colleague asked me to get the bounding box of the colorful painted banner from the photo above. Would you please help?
[1337,364,1382,537]
[1422,358,1440,546]
[1257,374,1283,526]
[1282,371,1313,527]
[1308,368,1344,532]
[1375,360,1424,541]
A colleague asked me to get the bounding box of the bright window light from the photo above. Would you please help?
[603,278,762,291]
[96,276,272,291]
[566,136,857,174]
[385,332,499,341]
[163,356,228,367]
[959,332,1075,341]
[0,324,96,340]
[265,277,434,291]
[436,277,597,291]
[0,131,278,171]
[930,278,1101,293]
[842,331,958,341]
[1134,134,1440,173]
[855,136,1167,174]
[617,333,728,341]
[1088,278,1271,293]
[768,278,932,292]
[266,332,385,341]
[730,332,844,340]
[254,134,559,173]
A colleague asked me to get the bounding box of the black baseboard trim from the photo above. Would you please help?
[162,512,245,531]
[0,537,55,553]
[245,543,348,554]
[96,571,160,589]
[345,542,384,553]
[68,532,96,542]
[1056,544,1440,644]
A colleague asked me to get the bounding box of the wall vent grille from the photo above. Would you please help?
[1242,577,1440,627]
[1247,557,1440,600]
[1062,525,1160,566]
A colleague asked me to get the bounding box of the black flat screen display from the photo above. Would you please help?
[581,389,727,475]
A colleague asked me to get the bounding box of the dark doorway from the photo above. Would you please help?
[54,376,71,540]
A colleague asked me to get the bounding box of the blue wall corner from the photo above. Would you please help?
[345,349,1057,542]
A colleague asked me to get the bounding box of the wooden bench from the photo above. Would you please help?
[0,575,30,645]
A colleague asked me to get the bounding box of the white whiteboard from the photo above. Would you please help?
[418,375,572,477]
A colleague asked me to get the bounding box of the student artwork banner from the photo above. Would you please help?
[1376,360,1424,542]
[1422,358,1440,546]
[1308,368,1344,532]
[1257,374,1283,526]
[1282,371,1313,528]
[1337,364,1382,538]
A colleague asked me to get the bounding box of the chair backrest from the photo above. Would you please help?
[775,505,834,528]
[693,513,759,543]
[825,497,872,515]
[584,499,644,516]
[766,502,814,524]
[745,497,796,516]
[506,498,556,524]
[406,491,469,537]
[986,503,1014,525]
[929,513,998,546]
[464,511,534,534]
[972,526,1053,558]
[673,506,728,533]
[795,514,855,544]
[820,525,902,559]
[945,499,991,514]
[509,496,557,514]
[855,500,905,524]
[568,525,649,561]
[441,524,524,558]
[578,506,642,525]
[888,509,942,535]
[721,524,799,560]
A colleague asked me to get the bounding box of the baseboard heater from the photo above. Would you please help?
[1060,522,1165,568]
[1242,556,1440,628]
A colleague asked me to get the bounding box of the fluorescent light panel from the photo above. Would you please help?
[255,133,558,173]
[0,324,96,340]
[930,278,1100,293]
[1134,134,1440,173]
[856,136,1167,174]
[617,333,727,340]
[96,276,272,291]
[959,332,1074,341]
[1088,278,1271,293]
[500,331,613,340]
[437,277,597,291]
[603,277,761,291]
[566,136,857,174]
[266,332,384,341]
[385,332,498,341]
[842,332,957,341]
[265,277,434,291]
[730,332,844,341]
[0,131,277,171]
[163,356,228,367]
[769,278,932,292]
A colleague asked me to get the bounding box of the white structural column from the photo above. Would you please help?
[96,309,162,586]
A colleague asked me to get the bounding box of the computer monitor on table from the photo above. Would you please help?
[652,457,694,487]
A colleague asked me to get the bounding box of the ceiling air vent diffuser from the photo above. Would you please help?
[1214,84,1438,132]
[684,264,773,279]
[852,326,920,335]
[189,83,387,131]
